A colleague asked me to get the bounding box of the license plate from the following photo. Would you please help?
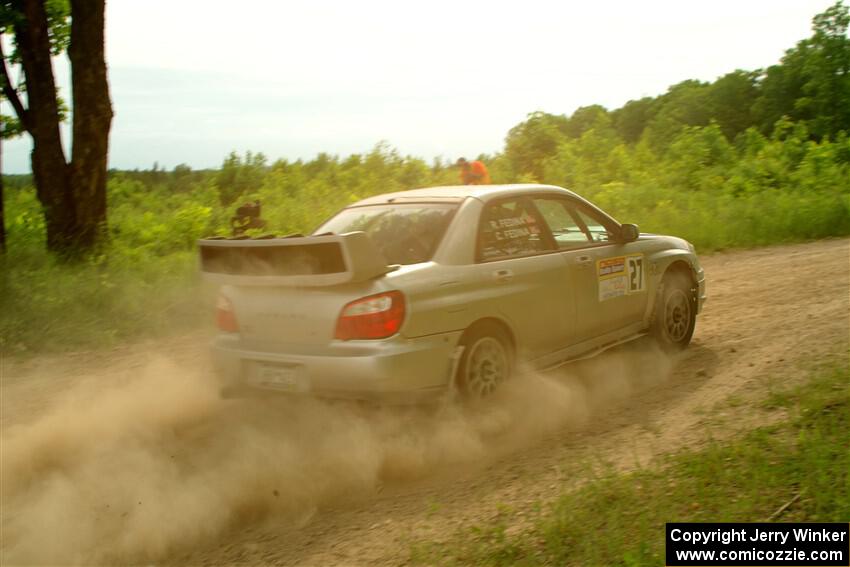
[255,364,307,392]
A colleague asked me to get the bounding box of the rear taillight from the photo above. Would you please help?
[216,294,239,332]
[334,291,405,340]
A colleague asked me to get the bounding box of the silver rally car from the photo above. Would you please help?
[200,184,706,402]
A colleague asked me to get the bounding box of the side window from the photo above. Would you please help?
[477,198,554,261]
[534,198,593,249]
[574,206,617,243]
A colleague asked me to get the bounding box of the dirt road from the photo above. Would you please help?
[1,238,848,566]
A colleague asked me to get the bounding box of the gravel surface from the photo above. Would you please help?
[2,238,848,566]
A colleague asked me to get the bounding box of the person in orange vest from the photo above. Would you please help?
[457,157,491,185]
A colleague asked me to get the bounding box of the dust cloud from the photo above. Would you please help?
[1,343,672,565]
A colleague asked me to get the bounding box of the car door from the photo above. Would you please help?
[532,196,650,343]
[472,196,575,358]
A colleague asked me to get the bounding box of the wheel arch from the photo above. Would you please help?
[663,259,697,289]
[459,317,517,354]
[653,257,695,311]
[646,257,698,326]
[652,259,698,349]
[453,316,517,399]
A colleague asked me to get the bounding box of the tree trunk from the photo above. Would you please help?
[68,0,112,250]
[15,0,75,256]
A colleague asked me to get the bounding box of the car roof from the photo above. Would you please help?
[349,184,583,206]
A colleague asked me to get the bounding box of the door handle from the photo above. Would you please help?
[493,269,514,283]
[576,255,593,267]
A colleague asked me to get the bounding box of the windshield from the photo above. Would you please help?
[314,203,458,265]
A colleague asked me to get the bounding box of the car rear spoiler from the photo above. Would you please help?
[198,232,393,286]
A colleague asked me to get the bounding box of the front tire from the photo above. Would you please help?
[455,324,513,399]
[652,271,696,350]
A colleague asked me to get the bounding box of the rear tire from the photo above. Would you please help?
[455,324,513,400]
[652,271,696,350]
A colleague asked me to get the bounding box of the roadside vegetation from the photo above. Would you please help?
[1,3,849,354]
[409,361,850,566]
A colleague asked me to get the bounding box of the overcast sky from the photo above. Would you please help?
[0,0,837,173]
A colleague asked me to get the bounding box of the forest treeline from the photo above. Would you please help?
[1,2,849,353]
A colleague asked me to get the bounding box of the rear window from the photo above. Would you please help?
[314,203,457,265]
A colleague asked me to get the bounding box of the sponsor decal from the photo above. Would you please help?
[597,254,645,301]
[481,214,544,259]
[488,215,541,241]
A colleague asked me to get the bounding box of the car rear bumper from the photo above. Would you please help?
[212,331,463,403]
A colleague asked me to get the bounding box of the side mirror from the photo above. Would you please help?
[619,223,640,242]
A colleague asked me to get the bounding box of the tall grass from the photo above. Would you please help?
[0,245,211,354]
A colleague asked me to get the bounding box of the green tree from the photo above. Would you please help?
[612,97,656,144]
[643,80,713,151]
[802,1,850,138]
[0,0,113,257]
[707,70,760,141]
[752,48,808,134]
[564,105,609,139]
[754,1,850,139]
[214,151,268,205]
[503,111,569,180]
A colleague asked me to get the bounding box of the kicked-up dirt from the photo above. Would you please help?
[1,238,848,566]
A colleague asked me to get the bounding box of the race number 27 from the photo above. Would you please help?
[628,256,644,292]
